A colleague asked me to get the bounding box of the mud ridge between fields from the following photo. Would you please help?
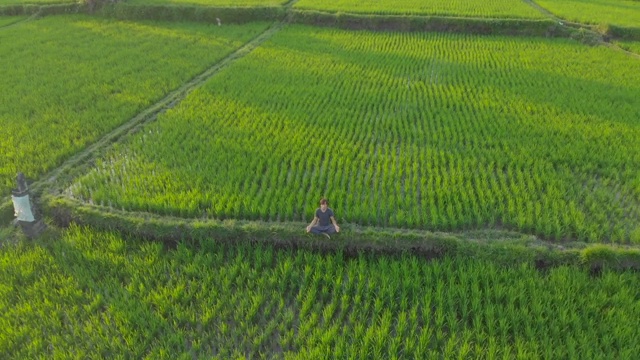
[45,197,640,274]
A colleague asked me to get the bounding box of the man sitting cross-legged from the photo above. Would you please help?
[306,198,340,239]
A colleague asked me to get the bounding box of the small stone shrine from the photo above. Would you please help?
[11,172,46,238]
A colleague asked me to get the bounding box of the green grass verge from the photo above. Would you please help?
[0,3,83,15]
[1,224,639,357]
[98,3,286,23]
[289,10,564,36]
[605,24,640,41]
[43,196,640,271]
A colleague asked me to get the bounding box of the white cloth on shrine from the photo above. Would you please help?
[12,195,35,222]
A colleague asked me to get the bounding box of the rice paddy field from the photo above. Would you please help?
[2,2,640,357]
[69,25,640,243]
[1,226,639,358]
[535,0,640,28]
[293,0,546,19]
[125,0,286,6]
[0,15,270,194]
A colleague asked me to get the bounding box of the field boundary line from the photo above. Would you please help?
[1,19,286,211]
[0,10,39,29]
[604,42,640,60]
[522,0,563,22]
[290,8,552,23]
[283,0,299,7]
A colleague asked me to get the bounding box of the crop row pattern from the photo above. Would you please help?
[71,26,640,242]
[293,0,546,19]
[535,0,640,28]
[2,226,639,357]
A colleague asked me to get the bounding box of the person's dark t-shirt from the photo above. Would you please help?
[316,208,334,226]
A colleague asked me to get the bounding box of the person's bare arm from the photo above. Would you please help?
[306,217,319,232]
[330,216,340,233]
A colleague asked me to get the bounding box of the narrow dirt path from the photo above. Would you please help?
[521,0,564,22]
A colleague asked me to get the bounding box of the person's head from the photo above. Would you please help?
[319,198,328,211]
